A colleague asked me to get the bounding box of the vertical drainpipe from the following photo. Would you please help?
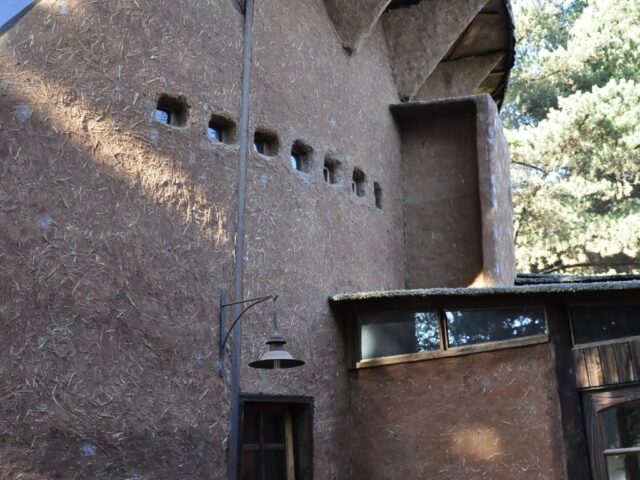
[229,0,254,479]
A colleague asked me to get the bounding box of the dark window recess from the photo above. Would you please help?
[445,307,547,348]
[360,312,440,360]
[154,94,188,127]
[385,0,423,11]
[253,130,279,157]
[290,141,312,173]
[374,182,383,209]
[323,157,342,185]
[352,168,366,197]
[571,305,640,345]
[207,114,236,144]
[240,399,312,480]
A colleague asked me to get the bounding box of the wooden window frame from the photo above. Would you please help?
[583,387,640,479]
[353,306,549,369]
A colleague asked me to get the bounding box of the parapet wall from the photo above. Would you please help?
[392,95,516,288]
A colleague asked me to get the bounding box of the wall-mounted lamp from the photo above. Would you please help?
[218,294,304,376]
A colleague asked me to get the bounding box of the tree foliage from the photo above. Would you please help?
[504,0,640,274]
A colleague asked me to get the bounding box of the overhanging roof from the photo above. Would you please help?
[330,280,640,305]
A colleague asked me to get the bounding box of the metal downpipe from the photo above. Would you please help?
[229,0,254,478]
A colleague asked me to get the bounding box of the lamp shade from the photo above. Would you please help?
[249,334,305,369]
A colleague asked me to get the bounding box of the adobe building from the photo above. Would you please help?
[1,1,640,479]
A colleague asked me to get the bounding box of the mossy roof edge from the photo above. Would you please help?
[329,280,640,304]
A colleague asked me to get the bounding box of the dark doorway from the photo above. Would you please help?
[239,396,313,480]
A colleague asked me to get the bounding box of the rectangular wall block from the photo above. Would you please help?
[391,95,515,288]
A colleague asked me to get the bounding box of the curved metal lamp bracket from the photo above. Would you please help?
[218,293,277,376]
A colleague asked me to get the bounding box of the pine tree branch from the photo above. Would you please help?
[512,160,548,174]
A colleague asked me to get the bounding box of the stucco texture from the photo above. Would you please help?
[393,96,516,289]
[349,344,565,479]
[0,0,524,479]
[0,0,404,478]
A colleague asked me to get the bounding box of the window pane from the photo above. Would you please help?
[445,307,546,348]
[606,453,640,480]
[571,305,640,345]
[262,409,284,444]
[242,407,260,444]
[359,311,440,360]
[241,401,310,480]
[602,401,640,450]
[263,450,287,480]
[240,450,260,480]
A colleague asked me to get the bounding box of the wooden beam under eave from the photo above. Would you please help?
[323,0,392,53]
[382,0,489,100]
[414,52,504,101]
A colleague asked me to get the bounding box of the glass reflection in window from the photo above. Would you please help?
[359,311,440,360]
[602,401,640,479]
[445,307,546,348]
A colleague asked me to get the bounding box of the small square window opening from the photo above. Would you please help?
[352,168,366,197]
[291,141,312,174]
[374,182,383,209]
[207,114,236,144]
[154,94,188,127]
[323,157,342,185]
[253,129,279,157]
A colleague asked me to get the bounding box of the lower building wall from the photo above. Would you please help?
[348,344,565,479]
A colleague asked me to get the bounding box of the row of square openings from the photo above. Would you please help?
[254,134,383,210]
[154,94,237,143]
[154,94,383,209]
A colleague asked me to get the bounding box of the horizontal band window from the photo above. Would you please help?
[571,304,640,345]
[356,306,547,366]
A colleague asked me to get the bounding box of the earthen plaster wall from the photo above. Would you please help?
[1,1,245,477]
[239,0,405,475]
[0,0,405,478]
[348,344,566,479]
[475,95,516,286]
[397,96,515,289]
[400,101,485,288]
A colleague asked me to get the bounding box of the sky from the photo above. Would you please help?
[0,0,35,31]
